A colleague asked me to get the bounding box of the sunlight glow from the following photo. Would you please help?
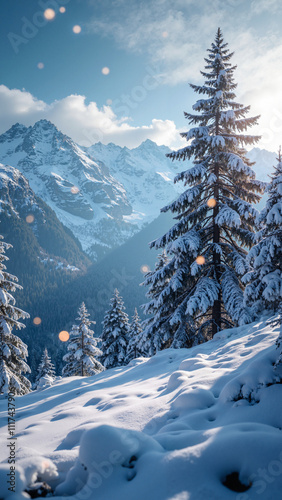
[44,9,56,21]
[196,256,205,265]
[59,331,70,342]
[73,25,82,34]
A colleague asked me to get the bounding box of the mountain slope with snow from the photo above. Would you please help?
[0,121,133,260]
[1,318,282,499]
[87,140,183,223]
[0,119,277,259]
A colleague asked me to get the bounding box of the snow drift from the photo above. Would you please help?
[0,318,282,499]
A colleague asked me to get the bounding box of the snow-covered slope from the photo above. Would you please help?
[0,163,43,218]
[0,121,133,260]
[1,318,282,499]
[87,140,183,224]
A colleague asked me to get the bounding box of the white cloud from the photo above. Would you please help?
[0,85,184,149]
[251,0,282,15]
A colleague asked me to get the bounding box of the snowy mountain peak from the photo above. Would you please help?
[32,118,57,130]
[0,123,134,260]
[0,122,28,142]
[137,138,160,150]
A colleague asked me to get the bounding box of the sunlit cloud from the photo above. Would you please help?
[0,85,184,149]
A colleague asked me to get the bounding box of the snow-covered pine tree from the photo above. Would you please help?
[0,234,31,395]
[140,250,176,355]
[34,348,56,389]
[100,289,129,369]
[62,302,104,377]
[146,28,264,346]
[275,309,282,368]
[126,308,144,363]
[244,148,282,317]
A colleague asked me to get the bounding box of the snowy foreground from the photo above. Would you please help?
[1,319,282,500]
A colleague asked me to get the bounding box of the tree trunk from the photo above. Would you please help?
[81,327,84,377]
[212,109,221,336]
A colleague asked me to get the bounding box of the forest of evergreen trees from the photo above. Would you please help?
[0,29,281,395]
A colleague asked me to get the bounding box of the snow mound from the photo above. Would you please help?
[0,318,282,499]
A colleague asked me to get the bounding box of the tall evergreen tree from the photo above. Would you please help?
[244,148,282,316]
[145,28,264,347]
[141,251,174,355]
[34,348,56,389]
[62,302,104,377]
[100,289,129,369]
[126,308,144,363]
[0,235,31,395]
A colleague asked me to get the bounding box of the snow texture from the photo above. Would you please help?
[0,319,282,499]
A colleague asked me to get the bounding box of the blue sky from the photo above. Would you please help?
[1,0,282,150]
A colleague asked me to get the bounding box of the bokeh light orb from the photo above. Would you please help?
[162,31,168,38]
[141,265,150,274]
[33,317,42,326]
[207,198,217,208]
[42,460,51,469]
[37,62,44,70]
[73,25,81,34]
[71,186,80,194]
[44,8,56,20]
[59,7,66,13]
[196,256,205,265]
[59,331,70,342]
[102,67,110,75]
[26,215,35,224]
